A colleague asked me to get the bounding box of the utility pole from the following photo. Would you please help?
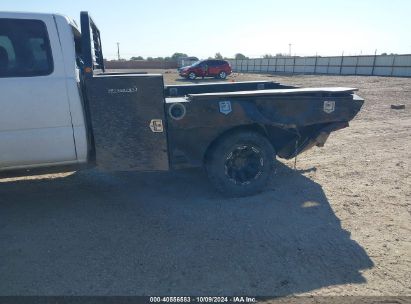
[288,43,292,56]
[117,42,120,61]
[371,49,378,76]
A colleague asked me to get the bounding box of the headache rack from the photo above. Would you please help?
[80,11,105,75]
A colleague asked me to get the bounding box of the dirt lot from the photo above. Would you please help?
[0,70,410,296]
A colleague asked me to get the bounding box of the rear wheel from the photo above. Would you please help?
[218,71,227,79]
[188,72,196,80]
[206,131,275,197]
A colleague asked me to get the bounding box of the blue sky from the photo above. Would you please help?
[2,0,410,59]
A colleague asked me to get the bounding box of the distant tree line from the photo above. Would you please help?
[127,52,254,61]
[129,52,189,61]
[126,52,292,61]
[120,51,402,63]
[206,53,250,60]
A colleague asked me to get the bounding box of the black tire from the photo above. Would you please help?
[205,131,276,197]
[218,71,227,79]
[188,72,196,80]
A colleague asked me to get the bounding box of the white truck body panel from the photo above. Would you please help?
[0,12,88,171]
[53,14,88,162]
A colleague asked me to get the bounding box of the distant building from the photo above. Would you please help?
[178,56,199,67]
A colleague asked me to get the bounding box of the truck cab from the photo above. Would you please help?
[0,12,88,170]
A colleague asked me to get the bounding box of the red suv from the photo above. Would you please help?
[179,59,232,80]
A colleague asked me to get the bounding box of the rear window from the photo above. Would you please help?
[207,60,219,66]
[207,60,227,66]
[0,18,53,78]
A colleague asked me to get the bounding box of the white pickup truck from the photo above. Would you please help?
[0,11,363,196]
[0,12,89,171]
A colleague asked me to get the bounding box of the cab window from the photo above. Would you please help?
[0,18,53,77]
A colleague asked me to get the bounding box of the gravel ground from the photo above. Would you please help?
[0,70,410,296]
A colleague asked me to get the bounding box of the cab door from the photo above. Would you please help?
[207,60,219,77]
[0,15,76,170]
[196,62,207,77]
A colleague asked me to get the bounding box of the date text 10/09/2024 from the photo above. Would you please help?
[149,297,257,303]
